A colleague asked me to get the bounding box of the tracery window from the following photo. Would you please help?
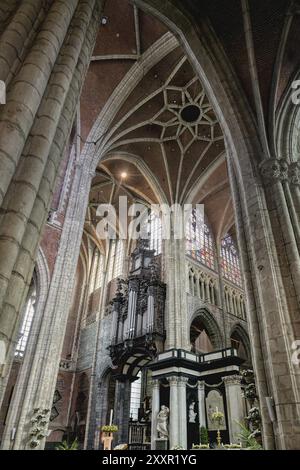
[114,239,125,278]
[15,285,36,357]
[186,209,215,269]
[95,252,104,290]
[129,372,142,421]
[220,234,242,287]
[107,239,125,282]
[141,210,162,255]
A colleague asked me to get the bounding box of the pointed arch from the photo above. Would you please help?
[190,307,223,351]
[230,322,251,363]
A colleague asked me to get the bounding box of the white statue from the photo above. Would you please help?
[189,401,197,423]
[157,405,169,439]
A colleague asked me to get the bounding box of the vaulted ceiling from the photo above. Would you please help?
[81,0,300,254]
[82,0,288,250]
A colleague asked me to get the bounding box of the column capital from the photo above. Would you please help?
[222,374,242,386]
[259,158,300,186]
[289,161,300,186]
[177,376,189,386]
[151,379,160,388]
[259,158,288,183]
[167,375,179,386]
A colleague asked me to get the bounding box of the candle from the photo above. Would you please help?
[216,406,218,413]
[109,409,113,426]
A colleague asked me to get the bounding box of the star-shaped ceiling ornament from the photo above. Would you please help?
[151,77,217,154]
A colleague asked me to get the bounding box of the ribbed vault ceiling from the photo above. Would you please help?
[82,0,234,248]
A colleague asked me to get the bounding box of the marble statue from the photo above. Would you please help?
[157,405,169,439]
[189,401,197,423]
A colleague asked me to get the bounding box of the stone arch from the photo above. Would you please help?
[190,307,223,351]
[230,322,252,364]
[20,0,296,450]
[0,247,50,449]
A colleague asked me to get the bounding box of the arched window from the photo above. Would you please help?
[15,281,36,357]
[220,234,242,287]
[107,239,125,282]
[190,317,214,354]
[113,239,125,278]
[129,371,142,421]
[141,210,162,255]
[186,209,215,269]
[230,331,248,361]
[89,249,104,295]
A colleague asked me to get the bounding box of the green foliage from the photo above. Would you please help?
[55,438,79,451]
[236,422,262,450]
[200,426,209,445]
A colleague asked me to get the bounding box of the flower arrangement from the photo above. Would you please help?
[211,410,224,426]
[243,383,257,400]
[241,369,254,384]
[28,408,50,449]
[30,439,40,449]
[101,425,118,433]
[246,407,261,428]
[170,445,185,450]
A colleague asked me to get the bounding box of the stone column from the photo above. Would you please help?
[197,380,206,428]
[167,376,179,449]
[177,377,188,449]
[0,0,104,407]
[0,0,50,85]
[228,154,300,449]
[164,211,189,350]
[151,379,160,450]
[0,0,79,207]
[113,379,131,446]
[223,375,244,444]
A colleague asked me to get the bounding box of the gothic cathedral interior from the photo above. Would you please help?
[0,0,300,452]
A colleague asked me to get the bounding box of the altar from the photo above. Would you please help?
[148,347,246,449]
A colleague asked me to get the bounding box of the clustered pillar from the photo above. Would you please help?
[0,0,104,448]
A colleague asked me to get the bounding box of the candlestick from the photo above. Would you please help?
[109,409,113,426]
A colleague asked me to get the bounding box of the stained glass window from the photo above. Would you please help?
[186,209,215,269]
[220,234,242,287]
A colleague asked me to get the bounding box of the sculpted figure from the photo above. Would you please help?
[189,401,197,423]
[157,405,169,439]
